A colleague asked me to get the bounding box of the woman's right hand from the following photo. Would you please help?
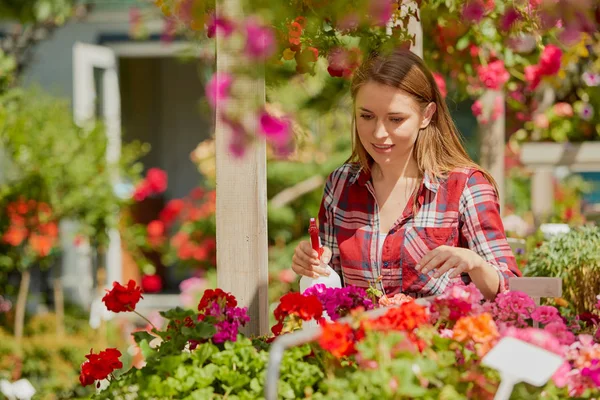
[291,240,332,278]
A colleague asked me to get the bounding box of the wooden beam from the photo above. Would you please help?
[478,90,505,214]
[215,0,269,336]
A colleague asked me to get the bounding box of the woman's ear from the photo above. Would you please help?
[420,102,437,129]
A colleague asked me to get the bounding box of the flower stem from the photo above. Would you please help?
[133,309,158,331]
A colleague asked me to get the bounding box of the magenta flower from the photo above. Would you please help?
[581,359,600,387]
[462,0,485,23]
[207,14,235,38]
[368,0,393,26]
[304,284,373,320]
[258,110,292,146]
[206,72,233,109]
[244,19,276,59]
[500,7,520,31]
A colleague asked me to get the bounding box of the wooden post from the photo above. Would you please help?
[531,167,554,224]
[407,1,423,58]
[478,90,505,213]
[215,0,269,336]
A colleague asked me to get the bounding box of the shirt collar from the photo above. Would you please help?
[350,165,440,194]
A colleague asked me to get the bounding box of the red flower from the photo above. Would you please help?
[198,288,237,312]
[141,274,163,293]
[432,72,447,98]
[159,199,185,226]
[538,45,562,76]
[79,348,123,386]
[146,168,168,194]
[319,321,359,358]
[133,181,152,202]
[102,280,143,313]
[274,292,323,322]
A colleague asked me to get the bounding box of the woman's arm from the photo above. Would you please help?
[318,172,342,277]
[458,170,519,296]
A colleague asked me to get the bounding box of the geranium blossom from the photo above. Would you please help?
[102,280,144,313]
[79,348,122,386]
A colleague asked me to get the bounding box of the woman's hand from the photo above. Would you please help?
[291,240,332,278]
[416,245,486,279]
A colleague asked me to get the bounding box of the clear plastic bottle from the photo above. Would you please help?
[299,218,342,329]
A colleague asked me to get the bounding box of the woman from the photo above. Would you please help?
[291,49,520,300]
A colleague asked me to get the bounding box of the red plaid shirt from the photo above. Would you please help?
[318,163,520,297]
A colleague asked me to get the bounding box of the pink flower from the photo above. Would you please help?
[525,64,541,90]
[433,73,447,98]
[368,0,393,26]
[553,102,573,117]
[224,118,247,158]
[258,110,292,146]
[552,361,572,388]
[206,72,233,109]
[471,100,483,117]
[533,113,549,129]
[545,321,576,345]
[583,72,600,87]
[503,327,564,355]
[491,94,504,121]
[477,60,510,90]
[327,47,362,78]
[278,269,296,284]
[244,19,276,59]
[538,45,562,76]
[463,0,486,23]
[531,305,561,325]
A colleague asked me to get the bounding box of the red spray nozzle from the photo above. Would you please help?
[308,218,321,253]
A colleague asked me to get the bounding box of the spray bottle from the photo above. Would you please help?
[299,218,342,294]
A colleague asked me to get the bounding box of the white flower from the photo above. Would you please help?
[0,379,36,400]
[582,71,600,87]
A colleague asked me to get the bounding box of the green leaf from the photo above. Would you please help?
[159,307,196,320]
[456,36,470,51]
[132,330,155,345]
[181,322,216,339]
[138,338,154,359]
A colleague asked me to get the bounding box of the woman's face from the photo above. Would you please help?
[355,81,435,168]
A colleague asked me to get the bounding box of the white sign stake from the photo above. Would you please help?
[482,337,564,400]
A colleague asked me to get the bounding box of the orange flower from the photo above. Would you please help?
[366,300,428,332]
[29,233,56,257]
[453,313,499,356]
[2,225,28,246]
[319,321,357,358]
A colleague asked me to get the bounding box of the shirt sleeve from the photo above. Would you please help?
[458,170,520,292]
[318,172,342,278]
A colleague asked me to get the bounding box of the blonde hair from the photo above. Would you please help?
[348,48,497,199]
